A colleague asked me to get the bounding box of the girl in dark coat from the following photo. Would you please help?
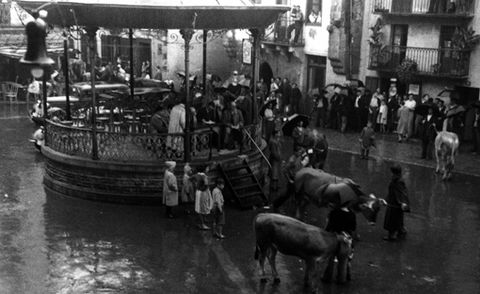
[383,165,410,241]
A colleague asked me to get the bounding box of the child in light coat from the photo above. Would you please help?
[377,100,388,133]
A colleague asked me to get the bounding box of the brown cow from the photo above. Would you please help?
[254,213,352,290]
[435,131,459,180]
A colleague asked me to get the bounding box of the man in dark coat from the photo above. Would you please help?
[383,165,410,241]
[291,83,302,114]
[268,128,282,196]
[272,148,305,212]
[420,105,439,160]
[387,94,399,133]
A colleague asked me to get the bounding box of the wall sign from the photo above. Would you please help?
[242,39,252,65]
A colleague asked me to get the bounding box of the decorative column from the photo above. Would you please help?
[202,29,207,96]
[63,31,71,120]
[250,28,259,123]
[180,29,194,163]
[86,26,99,160]
[42,72,48,118]
[129,28,135,99]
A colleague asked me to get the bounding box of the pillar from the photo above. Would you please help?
[180,29,194,163]
[86,26,99,160]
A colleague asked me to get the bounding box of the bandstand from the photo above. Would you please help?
[18,0,289,206]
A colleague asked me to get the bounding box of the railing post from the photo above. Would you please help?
[181,28,194,163]
[86,26,99,160]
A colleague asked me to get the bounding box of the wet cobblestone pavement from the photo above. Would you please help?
[318,128,480,177]
[0,106,479,294]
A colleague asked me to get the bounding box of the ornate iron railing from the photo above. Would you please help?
[263,15,305,46]
[372,0,473,15]
[45,120,264,162]
[368,45,470,77]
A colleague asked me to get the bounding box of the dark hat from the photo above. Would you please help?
[390,164,402,175]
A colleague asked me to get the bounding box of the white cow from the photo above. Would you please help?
[435,131,459,181]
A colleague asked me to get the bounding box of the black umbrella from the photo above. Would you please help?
[282,114,310,137]
[415,103,440,116]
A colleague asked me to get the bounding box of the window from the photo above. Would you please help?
[306,0,322,25]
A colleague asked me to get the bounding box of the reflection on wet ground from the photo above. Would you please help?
[0,112,479,293]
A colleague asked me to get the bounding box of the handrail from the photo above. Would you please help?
[243,128,271,169]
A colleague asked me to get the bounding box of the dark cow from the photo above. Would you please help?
[294,167,382,223]
[254,213,352,289]
[435,131,459,181]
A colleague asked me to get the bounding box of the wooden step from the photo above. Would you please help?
[233,183,259,191]
[229,173,254,181]
[224,165,248,173]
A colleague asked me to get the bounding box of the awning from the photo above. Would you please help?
[16,0,289,29]
[0,46,63,59]
[0,29,64,59]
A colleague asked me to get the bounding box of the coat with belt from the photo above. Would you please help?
[163,170,179,206]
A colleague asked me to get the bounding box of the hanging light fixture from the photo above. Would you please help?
[20,10,54,75]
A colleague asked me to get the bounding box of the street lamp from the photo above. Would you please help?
[20,10,54,119]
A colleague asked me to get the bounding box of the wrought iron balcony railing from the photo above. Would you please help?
[262,15,305,46]
[372,0,473,16]
[368,44,470,78]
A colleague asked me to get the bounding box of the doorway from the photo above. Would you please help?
[259,61,273,88]
[306,55,326,92]
[391,25,408,67]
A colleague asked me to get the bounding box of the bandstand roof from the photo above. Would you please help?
[16,0,289,29]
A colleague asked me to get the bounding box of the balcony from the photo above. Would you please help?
[372,0,473,18]
[262,15,304,48]
[368,45,470,78]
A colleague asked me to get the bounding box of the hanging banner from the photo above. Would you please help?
[242,39,252,65]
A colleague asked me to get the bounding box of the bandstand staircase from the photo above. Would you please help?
[218,160,267,209]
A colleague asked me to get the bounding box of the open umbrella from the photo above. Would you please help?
[177,71,196,82]
[415,103,440,116]
[282,114,310,137]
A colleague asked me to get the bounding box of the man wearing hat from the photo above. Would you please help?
[383,164,410,241]
[163,161,179,218]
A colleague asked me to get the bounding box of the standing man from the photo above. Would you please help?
[387,94,399,133]
[291,83,302,114]
[287,5,304,44]
[383,165,410,241]
[272,147,305,212]
[163,161,179,219]
[268,128,282,197]
[314,92,328,128]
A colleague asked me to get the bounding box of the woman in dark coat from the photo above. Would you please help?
[383,164,410,241]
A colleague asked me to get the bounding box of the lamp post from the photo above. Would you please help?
[20,10,54,119]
